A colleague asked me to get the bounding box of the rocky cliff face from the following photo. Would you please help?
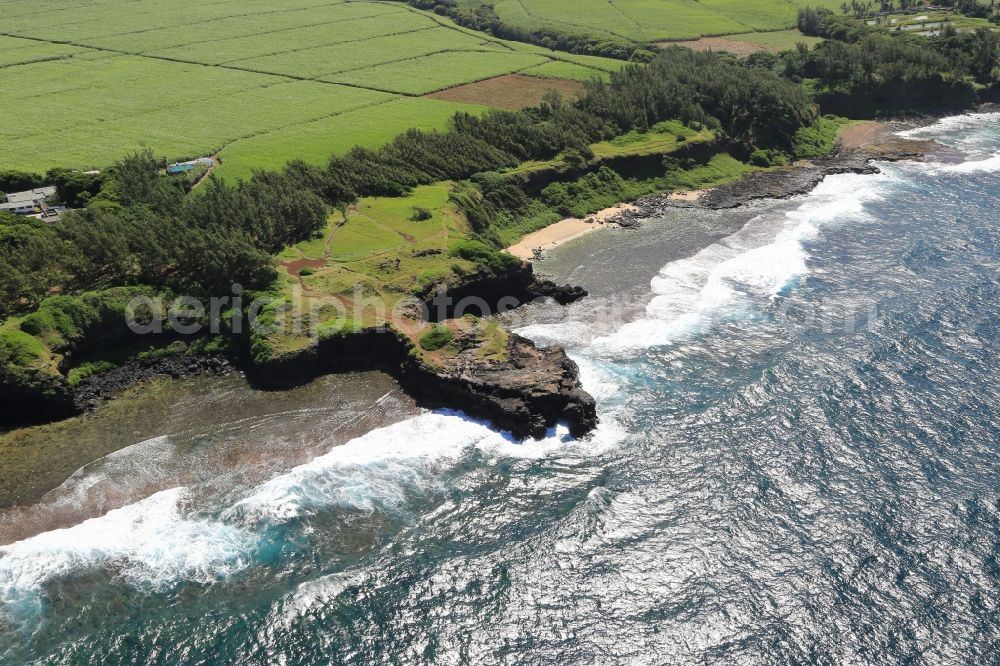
[4,262,599,439]
[419,260,587,320]
[254,326,598,441]
[401,333,598,440]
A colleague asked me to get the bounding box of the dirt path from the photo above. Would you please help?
[669,37,770,57]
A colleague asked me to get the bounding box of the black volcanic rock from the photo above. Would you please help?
[411,333,598,440]
[527,280,588,305]
[72,354,232,411]
[255,327,599,440]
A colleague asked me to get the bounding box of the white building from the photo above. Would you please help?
[1,186,56,215]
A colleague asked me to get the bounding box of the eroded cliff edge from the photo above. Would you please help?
[0,265,599,441]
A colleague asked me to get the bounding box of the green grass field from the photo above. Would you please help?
[468,0,847,42]
[0,0,886,179]
[266,182,478,354]
[0,0,623,176]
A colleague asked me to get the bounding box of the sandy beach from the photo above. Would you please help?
[504,118,934,262]
[506,191,709,260]
[665,188,707,202]
[506,204,639,260]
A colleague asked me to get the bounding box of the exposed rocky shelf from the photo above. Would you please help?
[249,322,597,441]
[22,266,599,441]
[602,129,939,220]
[408,332,598,440]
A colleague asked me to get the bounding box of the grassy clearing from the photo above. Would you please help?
[262,181,534,366]
[792,116,851,157]
[659,153,757,190]
[504,121,715,179]
[674,29,821,57]
[266,182,480,356]
[0,0,622,174]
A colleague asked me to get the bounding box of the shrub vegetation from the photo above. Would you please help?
[419,325,454,351]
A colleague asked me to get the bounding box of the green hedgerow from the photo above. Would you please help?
[419,325,453,351]
[409,206,433,221]
[448,240,520,273]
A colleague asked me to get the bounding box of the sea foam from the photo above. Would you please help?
[590,172,887,355]
[222,409,606,526]
[0,487,255,618]
[928,153,1000,175]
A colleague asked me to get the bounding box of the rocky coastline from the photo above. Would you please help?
[600,128,939,229]
[7,115,963,439]
[32,266,597,441]
[239,322,597,441]
[72,354,234,412]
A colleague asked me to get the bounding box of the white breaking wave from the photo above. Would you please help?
[898,112,1000,156]
[223,412,495,525]
[37,435,175,509]
[898,112,1000,140]
[573,354,626,403]
[927,153,1000,175]
[590,172,889,355]
[223,409,611,526]
[0,487,256,617]
[514,320,596,349]
[0,402,623,618]
[273,571,364,629]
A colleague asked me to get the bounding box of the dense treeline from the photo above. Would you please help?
[4,22,996,321]
[400,0,655,61]
[315,101,609,201]
[300,48,815,209]
[0,170,45,194]
[761,8,1000,112]
[0,151,326,317]
[580,48,816,149]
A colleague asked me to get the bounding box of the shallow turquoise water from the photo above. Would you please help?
[1,113,998,664]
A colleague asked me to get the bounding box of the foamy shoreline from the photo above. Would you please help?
[503,114,965,262]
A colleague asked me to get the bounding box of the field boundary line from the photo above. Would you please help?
[218,25,441,67]
[357,0,634,76]
[314,46,523,80]
[1,1,387,48]
[0,53,77,70]
[604,0,642,29]
[0,31,410,96]
[210,96,406,164]
[133,8,413,57]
